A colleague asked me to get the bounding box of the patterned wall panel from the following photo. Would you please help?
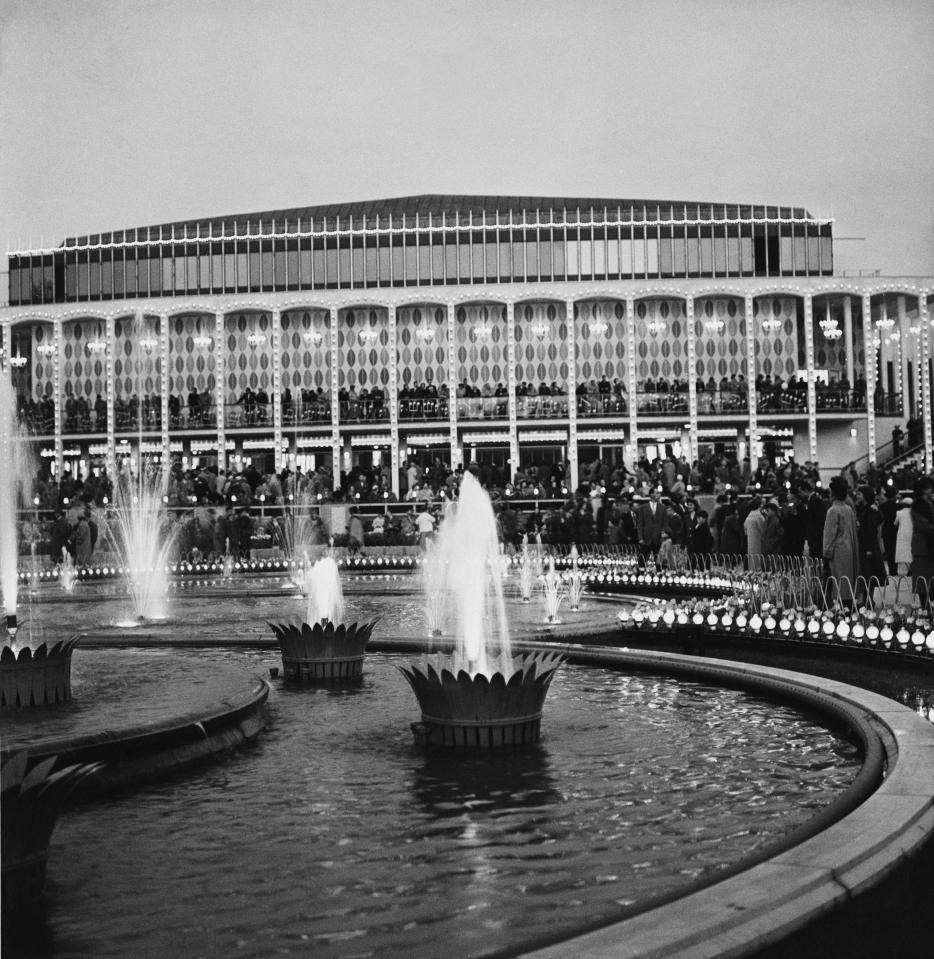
[694,297,747,384]
[752,297,798,379]
[169,314,216,396]
[338,307,390,389]
[281,309,330,392]
[113,316,163,399]
[573,299,627,388]
[634,299,687,383]
[28,323,55,398]
[455,303,508,388]
[396,305,447,388]
[59,319,110,399]
[224,312,273,400]
[808,297,862,380]
[514,301,569,390]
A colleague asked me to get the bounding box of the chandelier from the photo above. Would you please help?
[247,331,267,348]
[819,316,842,340]
[471,320,493,341]
[304,330,323,347]
[876,314,895,331]
[761,315,783,334]
[530,320,549,340]
[86,339,107,354]
[358,328,379,346]
[8,352,27,368]
[37,342,56,357]
[646,317,666,336]
[140,337,159,353]
[193,334,213,349]
[414,326,434,343]
[703,316,725,334]
[588,319,609,336]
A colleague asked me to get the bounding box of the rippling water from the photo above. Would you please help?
[19,651,859,959]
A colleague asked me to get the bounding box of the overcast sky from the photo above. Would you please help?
[1,0,931,280]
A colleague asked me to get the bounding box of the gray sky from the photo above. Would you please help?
[1,0,932,278]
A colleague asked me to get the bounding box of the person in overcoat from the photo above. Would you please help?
[823,476,859,605]
[635,488,669,564]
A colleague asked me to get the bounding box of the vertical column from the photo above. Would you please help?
[505,302,519,481]
[159,313,170,474]
[387,305,400,498]
[565,299,579,492]
[803,295,818,463]
[329,306,341,491]
[54,317,63,478]
[862,294,876,464]
[446,303,459,468]
[215,312,226,473]
[919,295,933,472]
[105,315,116,479]
[897,295,909,416]
[685,296,698,464]
[843,295,855,388]
[625,295,638,468]
[271,309,283,472]
[745,295,758,472]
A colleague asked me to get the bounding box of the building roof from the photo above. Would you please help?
[64,194,820,246]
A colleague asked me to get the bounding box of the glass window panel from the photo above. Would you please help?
[633,237,646,275]
[132,258,145,295]
[101,259,113,295]
[171,256,183,292]
[364,247,377,284]
[794,237,807,273]
[779,236,793,273]
[740,237,754,273]
[458,240,470,280]
[150,257,162,293]
[287,250,299,285]
[445,243,458,280]
[593,238,606,275]
[66,263,77,298]
[471,242,484,279]
[114,256,126,296]
[417,242,431,281]
[45,264,55,300]
[606,236,619,275]
[820,236,833,272]
[553,239,565,276]
[700,237,713,273]
[431,243,444,281]
[659,236,672,274]
[249,251,261,288]
[512,241,525,279]
[727,237,740,273]
[351,247,364,285]
[646,238,659,274]
[673,237,686,275]
[391,244,404,281]
[78,261,89,298]
[200,254,211,290]
[713,236,726,274]
[162,257,174,292]
[404,244,417,281]
[326,248,338,285]
[580,237,592,276]
[807,236,820,273]
[687,237,700,273]
[526,239,539,278]
[88,260,100,297]
[498,241,511,279]
[300,249,312,285]
[539,238,552,278]
[313,249,325,286]
[236,253,248,288]
[187,255,198,290]
[619,238,632,275]
[9,266,21,303]
[566,240,579,277]
[338,247,351,284]
[262,251,274,288]
[379,246,391,281]
[223,253,234,289]
[485,242,497,279]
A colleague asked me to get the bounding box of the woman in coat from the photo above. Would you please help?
[822,476,859,606]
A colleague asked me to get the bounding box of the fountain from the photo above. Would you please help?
[542,555,565,624]
[57,547,77,593]
[566,544,584,611]
[400,472,564,747]
[107,465,179,623]
[517,535,535,603]
[268,555,376,681]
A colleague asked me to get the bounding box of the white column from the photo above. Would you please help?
[803,295,818,463]
[159,313,170,475]
[271,309,283,472]
[446,303,459,468]
[54,317,63,477]
[505,302,519,481]
[566,299,579,491]
[215,312,226,473]
[105,315,116,479]
[329,306,341,490]
[897,295,909,416]
[625,295,637,467]
[745,295,758,472]
[685,296,698,464]
[919,295,932,473]
[862,294,876,463]
[387,305,400,498]
[843,295,855,388]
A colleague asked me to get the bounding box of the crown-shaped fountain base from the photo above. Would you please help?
[1,639,81,709]
[268,621,376,682]
[400,650,564,748]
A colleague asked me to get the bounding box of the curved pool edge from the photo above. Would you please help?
[475,641,934,959]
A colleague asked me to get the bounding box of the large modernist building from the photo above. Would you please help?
[2,194,933,492]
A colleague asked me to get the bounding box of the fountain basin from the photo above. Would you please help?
[0,639,81,709]
[268,620,376,681]
[400,650,564,747]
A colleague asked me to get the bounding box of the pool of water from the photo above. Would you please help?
[15,650,861,959]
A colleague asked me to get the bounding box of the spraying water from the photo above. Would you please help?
[542,556,564,623]
[422,472,511,675]
[108,467,179,622]
[303,555,345,625]
[0,371,31,648]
